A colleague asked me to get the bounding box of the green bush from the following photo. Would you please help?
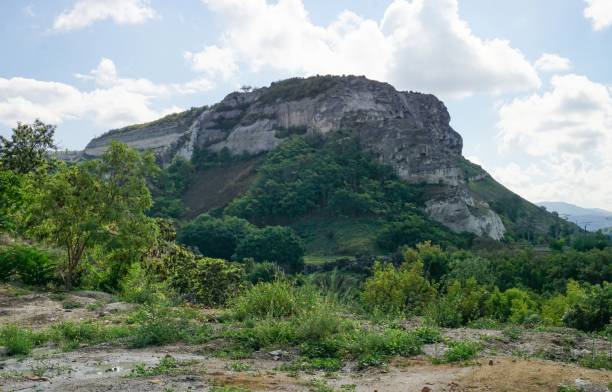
[442,341,481,363]
[178,214,253,260]
[563,282,611,332]
[0,324,36,356]
[428,278,489,327]
[349,329,422,367]
[128,306,210,348]
[235,226,305,273]
[484,288,538,324]
[228,281,317,320]
[245,261,283,284]
[170,256,245,306]
[0,245,57,285]
[362,258,435,315]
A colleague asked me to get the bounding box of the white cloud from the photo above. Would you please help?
[584,0,612,31]
[0,58,214,137]
[534,53,572,72]
[53,0,156,31]
[495,74,612,209]
[193,0,540,97]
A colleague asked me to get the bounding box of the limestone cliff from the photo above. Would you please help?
[83,75,505,239]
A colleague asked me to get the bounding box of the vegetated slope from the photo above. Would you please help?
[538,201,612,231]
[456,158,577,242]
[79,75,580,243]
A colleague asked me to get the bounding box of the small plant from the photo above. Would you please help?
[0,324,36,356]
[442,341,481,363]
[413,326,442,344]
[502,326,522,341]
[62,299,82,309]
[557,384,579,392]
[225,361,252,372]
[129,355,179,377]
[128,306,210,348]
[578,353,612,371]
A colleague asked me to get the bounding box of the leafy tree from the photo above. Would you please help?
[572,232,610,251]
[0,120,56,174]
[23,141,156,289]
[362,253,436,314]
[563,282,611,332]
[149,157,193,218]
[428,278,489,327]
[234,226,305,272]
[178,214,254,259]
[0,170,22,232]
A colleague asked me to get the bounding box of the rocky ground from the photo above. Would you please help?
[1,288,610,392]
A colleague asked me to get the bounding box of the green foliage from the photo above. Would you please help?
[170,256,245,306]
[129,355,180,377]
[149,157,193,218]
[257,76,342,105]
[0,324,35,356]
[244,261,283,284]
[362,251,436,315]
[563,282,611,332]
[572,232,611,251]
[349,329,423,367]
[228,281,317,320]
[178,214,254,259]
[0,170,22,232]
[0,245,57,285]
[0,120,57,174]
[23,141,157,289]
[234,226,305,272]
[428,278,489,327]
[485,288,539,324]
[128,306,210,348]
[578,353,612,371]
[441,341,481,363]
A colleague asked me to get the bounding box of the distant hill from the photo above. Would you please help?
[538,201,612,231]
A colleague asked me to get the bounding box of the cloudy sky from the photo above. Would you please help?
[1,0,611,209]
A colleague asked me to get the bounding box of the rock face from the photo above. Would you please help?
[82,75,505,239]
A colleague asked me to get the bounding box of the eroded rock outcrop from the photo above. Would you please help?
[82,75,505,239]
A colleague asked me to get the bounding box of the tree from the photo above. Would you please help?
[234,226,305,272]
[24,141,157,289]
[0,120,57,174]
[0,170,22,232]
[178,214,253,259]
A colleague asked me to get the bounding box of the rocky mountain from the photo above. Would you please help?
[79,75,569,241]
[538,201,612,231]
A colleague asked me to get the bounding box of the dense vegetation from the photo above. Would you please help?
[0,120,610,377]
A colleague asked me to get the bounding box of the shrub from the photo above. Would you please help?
[0,324,36,356]
[235,226,305,273]
[178,214,253,260]
[428,278,489,327]
[128,306,210,348]
[442,341,481,363]
[49,321,130,350]
[120,262,168,304]
[245,261,282,284]
[228,281,317,320]
[362,259,435,315]
[563,282,611,332]
[0,245,57,285]
[349,329,422,367]
[170,257,245,306]
[484,288,538,323]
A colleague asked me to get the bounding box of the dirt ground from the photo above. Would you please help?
[0,288,610,392]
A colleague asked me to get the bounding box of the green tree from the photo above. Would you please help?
[234,226,305,272]
[178,214,253,259]
[0,120,57,174]
[24,142,156,289]
[0,170,22,232]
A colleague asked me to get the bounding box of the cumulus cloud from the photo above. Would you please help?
[584,0,612,31]
[53,0,156,31]
[494,74,612,209]
[0,58,214,134]
[190,0,540,97]
[534,53,572,73]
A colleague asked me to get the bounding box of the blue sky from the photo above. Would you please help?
[0,0,611,209]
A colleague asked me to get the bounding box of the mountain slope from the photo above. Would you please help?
[538,201,612,231]
[78,75,577,243]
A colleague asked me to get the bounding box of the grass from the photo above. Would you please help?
[435,341,481,363]
[129,355,186,377]
[0,324,36,356]
[578,353,612,371]
[225,361,252,372]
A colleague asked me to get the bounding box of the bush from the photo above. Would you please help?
[428,278,489,327]
[245,261,283,284]
[170,256,245,306]
[563,282,611,332]
[235,226,305,273]
[362,258,435,315]
[0,245,57,285]
[228,281,317,320]
[349,329,423,367]
[0,324,36,356]
[178,214,253,259]
[442,341,481,362]
[484,288,538,324]
[128,306,210,348]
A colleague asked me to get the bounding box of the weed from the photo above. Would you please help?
[225,361,251,372]
[128,306,210,348]
[129,355,180,377]
[413,326,442,344]
[441,341,481,363]
[0,324,36,356]
[557,385,579,392]
[578,353,612,370]
[502,326,522,341]
[62,299,82,309]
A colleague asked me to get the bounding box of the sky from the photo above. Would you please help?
[0,0,611,210]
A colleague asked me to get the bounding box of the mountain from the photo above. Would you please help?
[77,75,576,243]
[538,201,612,231]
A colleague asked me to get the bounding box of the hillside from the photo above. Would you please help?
[538,201,612,231]
[77,75,579,251]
